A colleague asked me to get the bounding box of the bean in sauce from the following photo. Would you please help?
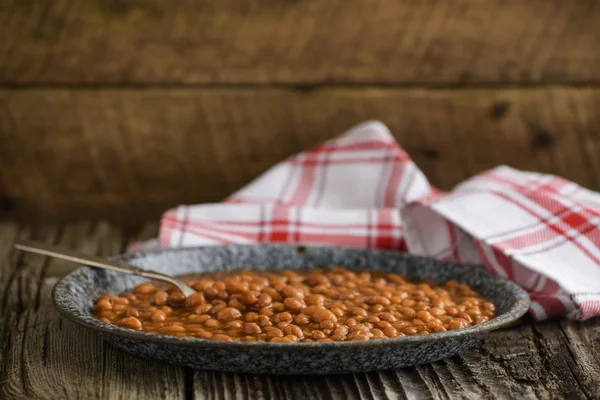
[93,267,496,342]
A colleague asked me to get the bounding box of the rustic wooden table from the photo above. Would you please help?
[1,222,599,399]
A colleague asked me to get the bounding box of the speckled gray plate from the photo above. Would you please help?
[53,244,529,375]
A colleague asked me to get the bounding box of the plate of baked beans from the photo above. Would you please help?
[53,244,529,374]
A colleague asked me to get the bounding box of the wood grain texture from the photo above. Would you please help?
[1,222,599,399]
[1,0,600,85]
[2,87,600,224]
[0,222,185,400]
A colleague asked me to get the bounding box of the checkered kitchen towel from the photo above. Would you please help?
[136,121,600,321]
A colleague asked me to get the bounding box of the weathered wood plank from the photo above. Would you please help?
[1,1,600,84]
[2,222,600,399]
[2,87,600,225]
[0,222,185,400]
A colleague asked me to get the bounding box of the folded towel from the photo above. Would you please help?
[133,121,600,321]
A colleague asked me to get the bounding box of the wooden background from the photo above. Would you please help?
[2,0,600,226]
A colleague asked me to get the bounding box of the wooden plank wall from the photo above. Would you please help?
[1,0,600,226]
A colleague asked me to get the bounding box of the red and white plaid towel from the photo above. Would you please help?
[135,121,600,321]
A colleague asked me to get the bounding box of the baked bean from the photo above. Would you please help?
[229,297,247,311]
[195,329,213,339]
[257,293,273,308]
[285,334,299,342]
[305,294,325,306]
[259,307,274,317]
[281,285,304,299]
[262,287,281,302]
[158,325,185,334]
[168,292,186,307]
[320,319,335,330]
[330,307,345,318]
[225,320,243,329]
[334,326,349,336]
[95,299,112,312]
[429,307,445,316]
[194,279,213,291]
[270,337,292,343]
[350,307,368,317]
[312,284,329,294]
[154,291,169,306]
[457,312,473,323]
[274,312,293,323]
[311,330,326,340]
[367,296,390,305]
[284,297,306,313]
[123,307,140,317]
[226,280,247,294]
[122,293,137,301]
[135,283,157,294]
[212,334,233,341]
[294,314,309,324]
[244,323,261,334]
[283,324,304,338]
[277,321,289,330]
[266,327,284,338]
[211,303,227,314]
[466,307,481,317]
[245,312,259,322]
[204,286,219,299]
[350,324,370,333]
[258,316,272,327]
[191,314,211,323]
[194,304,212,314]
[152,310,167,322]
[377,321,392,330]
[98,311,116,319]
[378,312,396,322]
[312,309,337,323]
[345,318,358,328]
[204,318,221,328]
[95,267,495,341]
[117,317,142,330]
[350,333,369,341]
[416,310,433,323]
[217,307,242,322]
[404,326,418,335]
[371,329,385,338]
[448,318,469,330]
[184,293,205,309]
[240,291,258,305]
[303,305,317,316]
[114,297,129,305]
[383,326,397,337]
[308,323,320,331]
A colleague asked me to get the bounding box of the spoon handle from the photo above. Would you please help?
[14,239,196,296]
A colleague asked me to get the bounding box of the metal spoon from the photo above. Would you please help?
[14,239,196,297]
